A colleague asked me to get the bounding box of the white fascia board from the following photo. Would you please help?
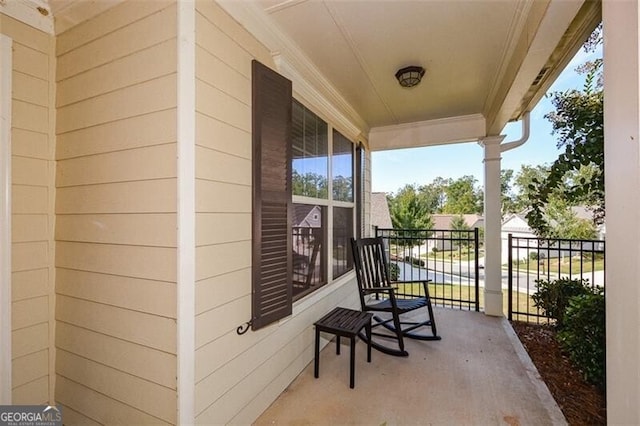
[217,0,368,140]
[0,0,53,34]
[488,0,592,134]
[368,114,486,152]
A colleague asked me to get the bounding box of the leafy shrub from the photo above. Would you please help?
[529,252,538,261]
[403,256,425,267]
[558,288,605,388]
[532,277,591,327]
[389,263,400,281]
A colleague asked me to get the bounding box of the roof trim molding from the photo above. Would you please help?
[0,0,53,34]
[368,114,486,151]
[217,0,369,138]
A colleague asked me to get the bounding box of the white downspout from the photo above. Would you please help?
[500,112,531,153]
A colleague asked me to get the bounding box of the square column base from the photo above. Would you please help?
[484,289,503,317]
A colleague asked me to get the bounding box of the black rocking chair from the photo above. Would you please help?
[350,237,440,356]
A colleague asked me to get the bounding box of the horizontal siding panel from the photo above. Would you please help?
[56,109,176,159]
[196,146,250,185]
[12,156,48,186]
[57,74,177,134]
[195,295,250,349]
[56,268,176,318]
[55,242,176,283]
[56,0,173,55]
[12,241,48,272]
[57,4,177,81]
[196,112,250,159]
[56,213,176,247]
[196,240,251,282]
[57,405,101,426]
[12,296,48,330]
[196,180,250,213]
[195,268,251,315]
[195,323,269,384]
[12,322,48,359]
[12,72,48,106]
[56,376,172,425]
[13,100,48,133]
[12,185,48,214]
[12,269,49,301]
[56,350,176,423]
[57,38,177,107]
[55,295,176,353]
[195,13,251,80]
[12,376,48,405]
[196,79,250,132]
[56,322,176,389]
[196,1,272,66]
[57,144,177,187]
[56,179,176,214]
[196,46,250,103]
[12,214,48,243]
[195,323,313,419]
[54,0,127,35]
[12,43,48,80]
[12,128,49,160]
[196,212,250,246]
[0,15,49,52]
[12,349,48,388]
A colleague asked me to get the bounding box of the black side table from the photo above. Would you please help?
[314,307,373,389]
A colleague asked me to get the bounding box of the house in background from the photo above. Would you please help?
[1,0,639,424]
[370,191,392,233]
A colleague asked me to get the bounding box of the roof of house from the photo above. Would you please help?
[371,192,393,229]
[431,214,483,230]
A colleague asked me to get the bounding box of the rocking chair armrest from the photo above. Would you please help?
[362,287,395,295]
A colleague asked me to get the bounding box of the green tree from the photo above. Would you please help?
[388,184,434,230]
[527,51,603,235]
[442,175,483,214]
[501,169,519,215]
[418,178,449,213]
[512,164,551,212]
[292,171,328,198]
[543,198,597,240]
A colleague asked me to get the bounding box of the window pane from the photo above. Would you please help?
[292,101,328,198]
[293,204,327,299]
[333,207,354,279]
[332,130,353,202]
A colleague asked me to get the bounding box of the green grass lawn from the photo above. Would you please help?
[391,282,537,318]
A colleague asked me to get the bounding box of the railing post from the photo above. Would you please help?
[474,227,480,312]
[508,233,513,321]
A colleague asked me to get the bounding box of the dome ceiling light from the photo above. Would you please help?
[395,65,425,88]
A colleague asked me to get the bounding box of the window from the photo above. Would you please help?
[251,60,360,330]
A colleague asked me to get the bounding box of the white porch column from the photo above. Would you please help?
[603,1,640,423]
[479,136,505,317]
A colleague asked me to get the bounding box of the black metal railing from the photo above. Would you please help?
[375,227,480,311]
[507,233,605,323]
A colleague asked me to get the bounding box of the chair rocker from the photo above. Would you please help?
[350,237,440,357]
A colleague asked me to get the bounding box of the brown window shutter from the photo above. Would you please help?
[251,60,293,330]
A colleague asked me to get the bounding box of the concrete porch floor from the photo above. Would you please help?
[255,307,566,425]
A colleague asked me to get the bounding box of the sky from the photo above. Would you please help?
[371,45,602,194]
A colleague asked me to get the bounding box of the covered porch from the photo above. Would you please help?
[256,307,565,425]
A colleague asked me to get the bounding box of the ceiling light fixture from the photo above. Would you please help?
[395,65,425,88]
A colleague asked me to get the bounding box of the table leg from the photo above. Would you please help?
[314,328,320,379]
[366,323,372,363]
[349,336,355,389]
[336,336,341,355]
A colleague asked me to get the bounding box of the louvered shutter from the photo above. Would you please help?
[251,60,293,330]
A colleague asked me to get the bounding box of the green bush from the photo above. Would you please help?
[558,288,605,388]
[389,263,400,281]
[404,256,425,267]
[532,277,591,327]
[529,252,538,261]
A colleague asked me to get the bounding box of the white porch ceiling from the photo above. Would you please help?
[2,0,600,150]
